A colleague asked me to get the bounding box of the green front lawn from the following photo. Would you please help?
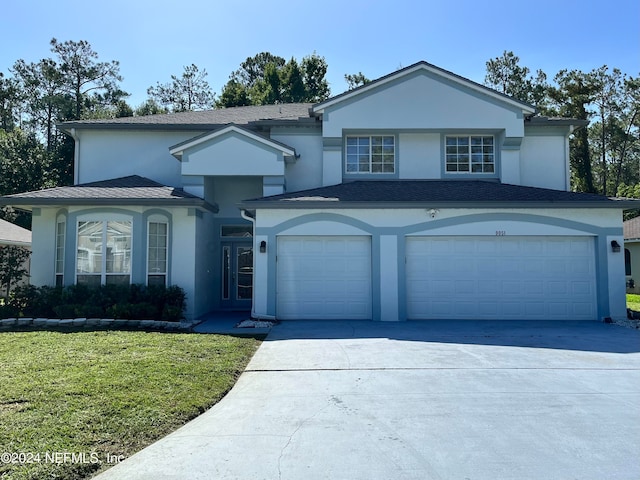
[0,331,262,480]
[627,294,640,312]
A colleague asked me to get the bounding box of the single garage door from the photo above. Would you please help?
[406,236,597,320]
[277,236,372,320]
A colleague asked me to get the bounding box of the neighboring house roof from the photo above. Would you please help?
[624,216,640,241]
[526,116,589,127]
[0,219,31,247]
[57,104,315,131]
[241,180,640,209]
[0,176,218,213]
[311,61,537,115]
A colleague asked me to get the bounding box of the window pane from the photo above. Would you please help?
[148,222,168,278]
[106,221,131,274]
[77,221,102,274]
[77,275,101,287]
[56,221,65,275]
[148,275,166,287]
[106,275,130,286]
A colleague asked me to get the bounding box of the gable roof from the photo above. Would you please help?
[169,124,296,160]
[624,216,640,240]
[311,61,537,116]
[57,103,314,131]
[241,180,639,210]
[0,219,31,246]
[0,176,218,213]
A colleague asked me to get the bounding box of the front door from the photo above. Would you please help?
[221,242,253,309]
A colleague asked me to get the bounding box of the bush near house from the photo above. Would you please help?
[0,284,186,321]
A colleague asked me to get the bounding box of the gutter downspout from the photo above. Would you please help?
[240,209,276,321]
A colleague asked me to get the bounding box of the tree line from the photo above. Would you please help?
[0,41,638,229]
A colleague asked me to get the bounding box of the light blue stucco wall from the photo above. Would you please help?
[252,208,626,322]
[29,206,209,320]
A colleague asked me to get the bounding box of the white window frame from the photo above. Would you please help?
[147,219,169,286]
[345,135,395,174]
[75,217,132,286]
[445,135,495,174]
[55,217,65,287]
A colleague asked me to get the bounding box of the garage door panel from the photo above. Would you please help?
[277,236,371,320]
[407,236,597,320]
[523,281,544,295]
[455,280,475,294]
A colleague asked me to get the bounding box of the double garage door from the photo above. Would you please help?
[276,235,597,320]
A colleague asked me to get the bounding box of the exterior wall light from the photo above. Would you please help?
[260,240,267,253]
[611,240,621,253]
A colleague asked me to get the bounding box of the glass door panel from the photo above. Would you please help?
[236,246,253,301]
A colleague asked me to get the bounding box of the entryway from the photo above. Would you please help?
[221,242,253,309]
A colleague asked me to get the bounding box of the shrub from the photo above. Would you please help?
[162,305,184,322]
[0,303,18,318]
[1,284,187,321]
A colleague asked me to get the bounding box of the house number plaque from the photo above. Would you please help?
[495,230,506,236]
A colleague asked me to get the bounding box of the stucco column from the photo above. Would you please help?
[607,234,627,321]
[379,235,399,321]
[262,176,285,197]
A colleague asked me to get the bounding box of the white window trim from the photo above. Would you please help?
[75,218,132,285]
[146,220,169,286]
[345,135,396,174]
[55,217,65,286]
[445,135,495,174]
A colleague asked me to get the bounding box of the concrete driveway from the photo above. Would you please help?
[94,321,640,480]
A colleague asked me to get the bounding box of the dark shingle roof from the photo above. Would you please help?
[624,217,640,240]
[58,104,314,130]
[0,176,218,212]
[241,180,639,209]
[0,219,31,246]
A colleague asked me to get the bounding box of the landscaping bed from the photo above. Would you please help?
[0,330,262,480]
[0,284,186,322]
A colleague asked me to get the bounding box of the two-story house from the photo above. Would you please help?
[2,61,634,322]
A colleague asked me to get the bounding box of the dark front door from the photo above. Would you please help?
[221,242,253,309]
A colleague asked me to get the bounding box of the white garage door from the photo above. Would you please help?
[277,236,372,320]
[406,236,597,320]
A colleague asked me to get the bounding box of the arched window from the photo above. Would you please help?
[147,215,169,286]
[55,215,66,286]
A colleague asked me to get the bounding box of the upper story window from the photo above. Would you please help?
[346,136,395,174]
[446,136,494,173]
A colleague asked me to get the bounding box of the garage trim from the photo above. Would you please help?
[276,235,373,320]
[405,236,597,320]
[255,212,622,321]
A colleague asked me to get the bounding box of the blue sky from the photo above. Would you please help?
[2,0,639,107]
